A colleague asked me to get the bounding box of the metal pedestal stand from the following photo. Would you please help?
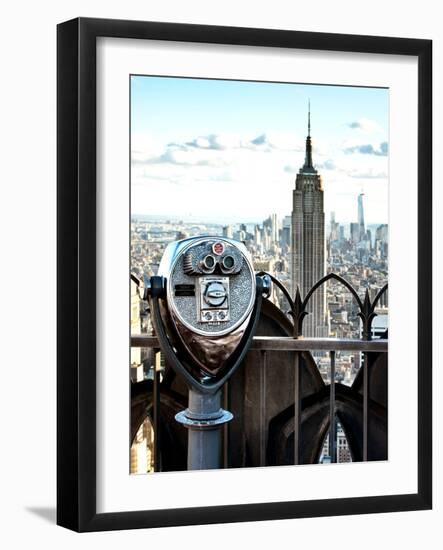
[175,389,232,470]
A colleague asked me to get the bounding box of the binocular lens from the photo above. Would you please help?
[202,254,216,270]
[222,255,235,270]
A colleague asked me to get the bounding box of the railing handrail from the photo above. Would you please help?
[131,334,387,353]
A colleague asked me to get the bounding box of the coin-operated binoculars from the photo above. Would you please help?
[143,236,271,470]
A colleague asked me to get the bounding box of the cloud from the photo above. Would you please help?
[181,132,304,152]
[183,134,242,150]
[284,158,335,174]
[347,118,382,133]
[346,167,388,179]
[250,134,267,146]
[284,164,298,174]
[343,141,388,156]
[249,132,303,151]
[144,148,229,167]
[317,159,336,170]
[133,132,304,168]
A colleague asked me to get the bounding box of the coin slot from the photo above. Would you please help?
[174,284,195,297]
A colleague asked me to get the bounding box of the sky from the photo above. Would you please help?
[131,75,389,226]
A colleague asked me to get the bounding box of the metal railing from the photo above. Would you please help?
[131,273,388,471]
[131,335,387,470]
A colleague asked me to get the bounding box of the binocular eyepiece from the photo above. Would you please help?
[198,252,236,274]
[182,240,244,278]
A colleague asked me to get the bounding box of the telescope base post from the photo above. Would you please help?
[175,388,233,470]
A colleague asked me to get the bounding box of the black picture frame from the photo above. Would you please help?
[57,17,432,532]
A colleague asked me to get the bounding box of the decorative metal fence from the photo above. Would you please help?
[131,273,388,471]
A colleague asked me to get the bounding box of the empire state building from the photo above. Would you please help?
[291,106,327,337]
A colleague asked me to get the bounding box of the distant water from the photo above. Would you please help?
[131,214,261,229]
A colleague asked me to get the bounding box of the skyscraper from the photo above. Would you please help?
[350,222,360,244]
[358,193,365,241]
[281,215,292,249]
[330,211,339,242]
[270,213,279,245]
[291,104,326,337]
[222,225,233,239]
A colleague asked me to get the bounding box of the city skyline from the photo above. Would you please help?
[131,75,389,225]
[130,76,389,474]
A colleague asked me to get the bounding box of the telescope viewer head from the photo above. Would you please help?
[144,236,271,386]
[158,236,256,338]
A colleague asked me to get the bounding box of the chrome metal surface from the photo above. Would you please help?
[175,389,233,470]
[162,236,255,337]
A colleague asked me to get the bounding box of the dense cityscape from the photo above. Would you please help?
[130,108,389,469]
[131,201,388,381]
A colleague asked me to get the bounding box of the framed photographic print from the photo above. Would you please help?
[57,18,432,532]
